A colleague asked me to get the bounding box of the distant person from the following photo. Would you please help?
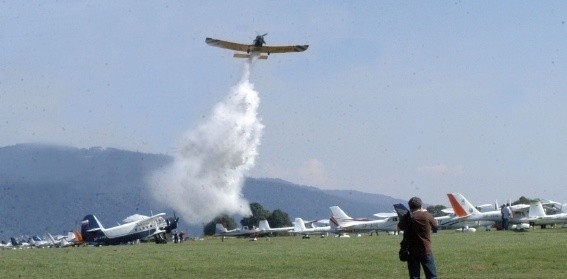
[398,197,438,279]
[501,203,513,230]
[173,232,179,243]
[179,231,185,243]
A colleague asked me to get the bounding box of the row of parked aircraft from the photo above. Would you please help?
[214,205,401,238]
[1,212,180,249]
[215,193,567,238]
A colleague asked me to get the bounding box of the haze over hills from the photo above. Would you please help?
[0,144,405,239]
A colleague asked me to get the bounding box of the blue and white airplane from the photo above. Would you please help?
[80,213,177,245]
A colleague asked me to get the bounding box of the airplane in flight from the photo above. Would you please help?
[205,33,309,60]
[258,219,293,235]
[214,223,260,238]
[329,206,399,234]
[80,213,173,245]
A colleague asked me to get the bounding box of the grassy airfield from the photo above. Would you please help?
[1,228,565,278]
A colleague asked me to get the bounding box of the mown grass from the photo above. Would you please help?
[1,228,565,278]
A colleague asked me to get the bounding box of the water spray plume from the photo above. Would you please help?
[148,60,263,224]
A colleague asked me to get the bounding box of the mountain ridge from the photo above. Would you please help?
[0,144,405,239]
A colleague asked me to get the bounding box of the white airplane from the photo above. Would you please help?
[447,193,530,229]
[47,232,83,247]
[258,219,293,235]
[528,201,567,227]
[329,206,398,233]
[29,235,51,248]
[80,213,168,245]
[214,223,260,237]
[292,218,332,238]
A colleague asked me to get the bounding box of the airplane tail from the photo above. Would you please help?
[81,214,106,242]
[47,233,57,244]
[258,219,271,231]
[330,206,352,220]
[215,223,228,234]
[447,193,478,217]
[329,216,342,231]
[294,218,308,232]
[529,202,546,218]
[10,237,19,246]
[233,53,268,59]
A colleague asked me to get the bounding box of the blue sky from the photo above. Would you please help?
[2,1,567,206]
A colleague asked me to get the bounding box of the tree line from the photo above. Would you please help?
[203,202,293,236]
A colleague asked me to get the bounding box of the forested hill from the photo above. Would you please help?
[0,144,404,239]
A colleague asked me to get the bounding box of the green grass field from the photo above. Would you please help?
[1,228,565,278]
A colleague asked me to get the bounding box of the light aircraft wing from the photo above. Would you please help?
[136,213,165,227]
[205,38,250,52]
[205,38,309,54]
[373,212,397,218]
[257,45,309,53]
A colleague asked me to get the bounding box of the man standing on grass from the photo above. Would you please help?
[398,197,438,279]
[501,203,513,230]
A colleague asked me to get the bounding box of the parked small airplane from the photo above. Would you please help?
[214,223,260,237]
[447,193,530,229]
[528,201,567,227]
[47,231,83,247]
[10,237,30,249]
[205,33,308,59]
[292,218,331,238]
[81,213,168,245]
[329,206,398,233]
[258,219,293,235]
[29,235,51,248]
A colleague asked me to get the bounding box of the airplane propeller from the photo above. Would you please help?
[164,212,179,234]
[253,32,268,46]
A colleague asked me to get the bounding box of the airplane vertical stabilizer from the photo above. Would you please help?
[258,220,270,231]
[215,223,228,234]
[447,193,478,217]
[329,216,341,230]
[294,218,308,231]
[81,214,106,242]
[330,206,352,220]
[529,202,546,218]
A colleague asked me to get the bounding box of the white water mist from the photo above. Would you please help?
[149,61,263,224]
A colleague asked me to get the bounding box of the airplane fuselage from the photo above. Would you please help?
[93,222,158,245]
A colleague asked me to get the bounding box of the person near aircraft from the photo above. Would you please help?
[398,197,438,279]
[501,203,513,230]
[179,231,184,243]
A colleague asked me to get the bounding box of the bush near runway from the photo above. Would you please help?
[1,228,565,278]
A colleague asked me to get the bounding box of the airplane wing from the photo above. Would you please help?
[205,38,251,52]
[373,212,397,218]
[205,38,309,54]
[136,213,166,227]
[257,45,309,53]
